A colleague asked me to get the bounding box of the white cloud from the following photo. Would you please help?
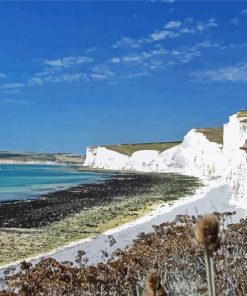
[150,30,180,41]
[240,9,247,17]
[121,48,167,65]
[230,17,239,26]
[90,65,114,80]
[190,63,247,83]
[28,77,43,86]
[44,73,85,83]
[0,73,6,79]
[164,20,181,29]
[43,56,94,68]
[172,49,201,63]
[1,99,30,104]
[90,73,109,80]
[123,71,149,79]
[111,58,121,63]
[180,18,217,35]
[85,47,96,53]
[180,27,196,34]
[113,37,142,49]
[0,82,25,90]
[122,55,143,63]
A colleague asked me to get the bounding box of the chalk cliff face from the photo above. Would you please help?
[158,129,224,177]
[83,112,247,206]
[83,146,131,170]
[84,129,223,177]
[223,114,247,208]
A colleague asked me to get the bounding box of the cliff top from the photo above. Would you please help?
[104,141,181,156]
[237,110,247,118]
[196,127,223,145]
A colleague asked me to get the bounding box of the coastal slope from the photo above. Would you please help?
[0,152,85,165]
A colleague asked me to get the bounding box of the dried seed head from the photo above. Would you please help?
[194,215,219,250]
[144,268,167,296]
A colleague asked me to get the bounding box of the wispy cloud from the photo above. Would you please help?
[150,30,180,41]
[43,73,85,83]
[190,62,247,83]
[113,37,143,49]
[240,9,247,17]
[27,77,43,86]
[113,17,217,50]
[90,65,114,80]
[1,98,30,104]
[230,17,239,26]
[43,56,94,68]
[164,20,181,29]
[0,82,25,90]
[0,73,6,79]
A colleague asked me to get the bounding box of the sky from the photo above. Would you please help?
[0,1,247,153]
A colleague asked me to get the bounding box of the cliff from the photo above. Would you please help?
[84,128,223,177]
[223,112,247,208]
[83,112,247,206]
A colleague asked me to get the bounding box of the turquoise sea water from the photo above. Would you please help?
[0,164,112,202]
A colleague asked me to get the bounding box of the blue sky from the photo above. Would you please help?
[0,1,247,153]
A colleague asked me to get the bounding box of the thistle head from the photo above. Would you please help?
[194,214,219,250]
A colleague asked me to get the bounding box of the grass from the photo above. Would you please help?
[0,174,200,266]
[196,128,223,145]
[104,141,182,156]
[237,110,247,118]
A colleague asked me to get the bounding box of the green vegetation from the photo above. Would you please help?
[104,141,182,156]
[196,128,223,145]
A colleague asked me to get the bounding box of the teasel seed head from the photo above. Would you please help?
[194,215,219,250]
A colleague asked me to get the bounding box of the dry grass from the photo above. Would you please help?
[237,110,247,118]
[104,142,182,156]
[196,128,223,145]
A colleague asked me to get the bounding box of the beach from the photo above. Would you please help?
[0,174,245,275]
[0,171,199,269]
[33,177,246,266]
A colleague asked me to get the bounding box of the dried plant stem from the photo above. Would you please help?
[205,248,216,296]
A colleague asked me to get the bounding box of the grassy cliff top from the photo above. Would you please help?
[104,141,182,156]
[237,110,247,118]
[196,127,223,145]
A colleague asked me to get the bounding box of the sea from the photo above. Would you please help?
[0,164,112,202]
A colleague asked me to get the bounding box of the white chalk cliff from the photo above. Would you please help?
[223,114,247,208]
[84,112,247,207]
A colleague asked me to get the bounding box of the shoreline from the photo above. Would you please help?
[0,176,226,271]
[0,172,199,268]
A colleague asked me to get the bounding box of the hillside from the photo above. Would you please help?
[0,151,85,165]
